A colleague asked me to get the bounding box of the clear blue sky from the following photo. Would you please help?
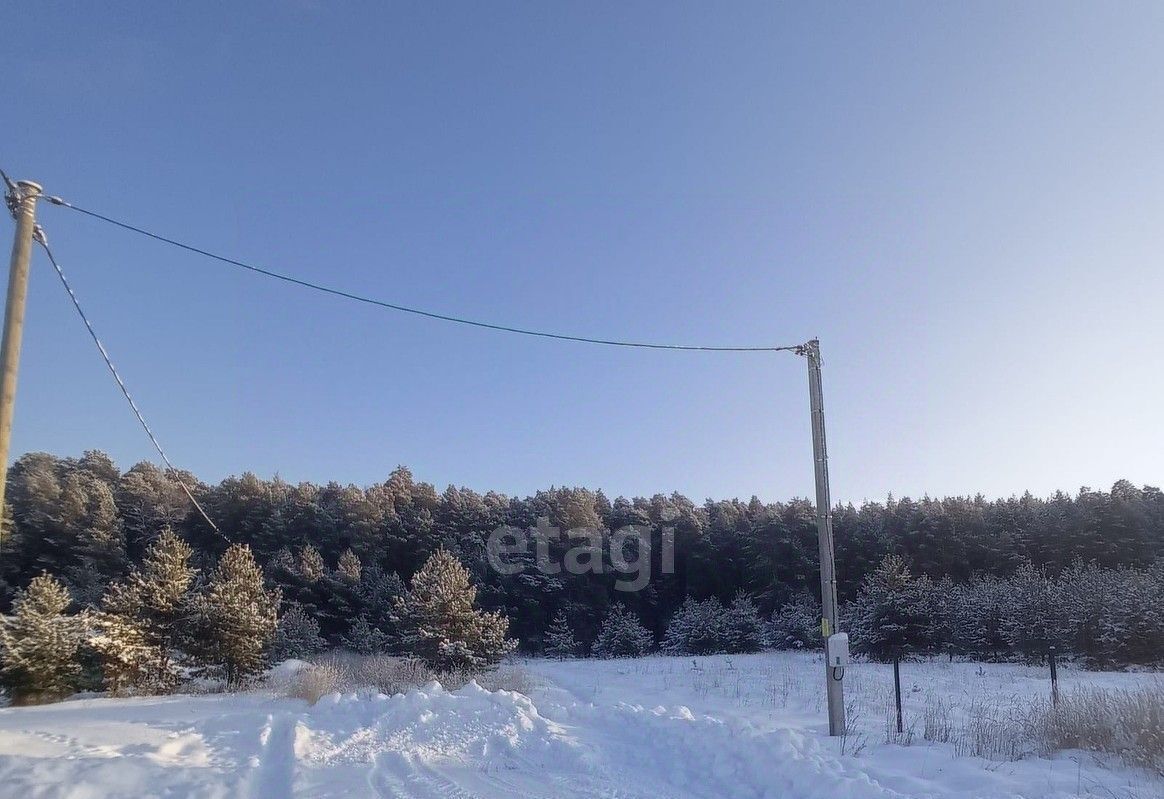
[2,2,1161,504]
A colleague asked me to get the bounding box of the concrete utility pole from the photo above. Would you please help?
[0,180,42,538]
[800,338,846,736]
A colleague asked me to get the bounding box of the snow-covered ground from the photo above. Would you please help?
[0,653,1160,798]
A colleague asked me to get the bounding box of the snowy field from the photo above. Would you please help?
[0,653,1160,799]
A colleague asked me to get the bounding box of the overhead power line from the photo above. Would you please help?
[32,227,229,543]
[42,194,800,354]
[10,173,844,734]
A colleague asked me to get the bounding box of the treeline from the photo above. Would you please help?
[2,450,1162,662]
[0,533,515,701]
[0,532,280,701]
[771,557,1164,668]
[572,556,1164,669]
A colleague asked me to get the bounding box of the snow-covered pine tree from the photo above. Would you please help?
[591,604,654,658]
[270,604,326,661]
[926,575,956,655]
[89,580,166,693]
[192,544,280,684]
[336,548,362,583]
[1000,561,1067,662]
[266,547,297,577]
[543,610,579,659]
[951,574,1010,660]
[354,564,404,645]
[1058,560,1109,667]
[907,574,941,656]
[268,545,345,643]
[1095,566,1136,668]
[725,591,764,653]
[58,470,126,607]
[0,573,84,699]
[660,599,694,655]
[299,545,325,583]
[133,528,197,637]
[662,597,726,655]
[766,591,821,650]
[117,462,195,558]
[393,549,516,670]
[340,615,390,655]
[89,528,197,693]
[1092,563,1164,668]
[849,555,929,662]
[357,564,404,613]
[1136,561,1164,666]
[318,569,360,642]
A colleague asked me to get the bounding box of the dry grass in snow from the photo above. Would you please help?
[276,652,533,704]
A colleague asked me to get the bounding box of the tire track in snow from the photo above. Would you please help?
[368,750,478,799]
[368,749,551,799]
[413,757,557,799]
[367,751,414,798]
[537,698,912,799]
[248,713,298,799]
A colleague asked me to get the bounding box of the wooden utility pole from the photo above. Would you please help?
[800,338,846,736]
[0,180,41,538]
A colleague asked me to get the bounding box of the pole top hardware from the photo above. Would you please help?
[2,174,42,221]
[794,339,821,358]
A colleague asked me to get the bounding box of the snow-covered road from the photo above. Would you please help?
[0,654,1158,798]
